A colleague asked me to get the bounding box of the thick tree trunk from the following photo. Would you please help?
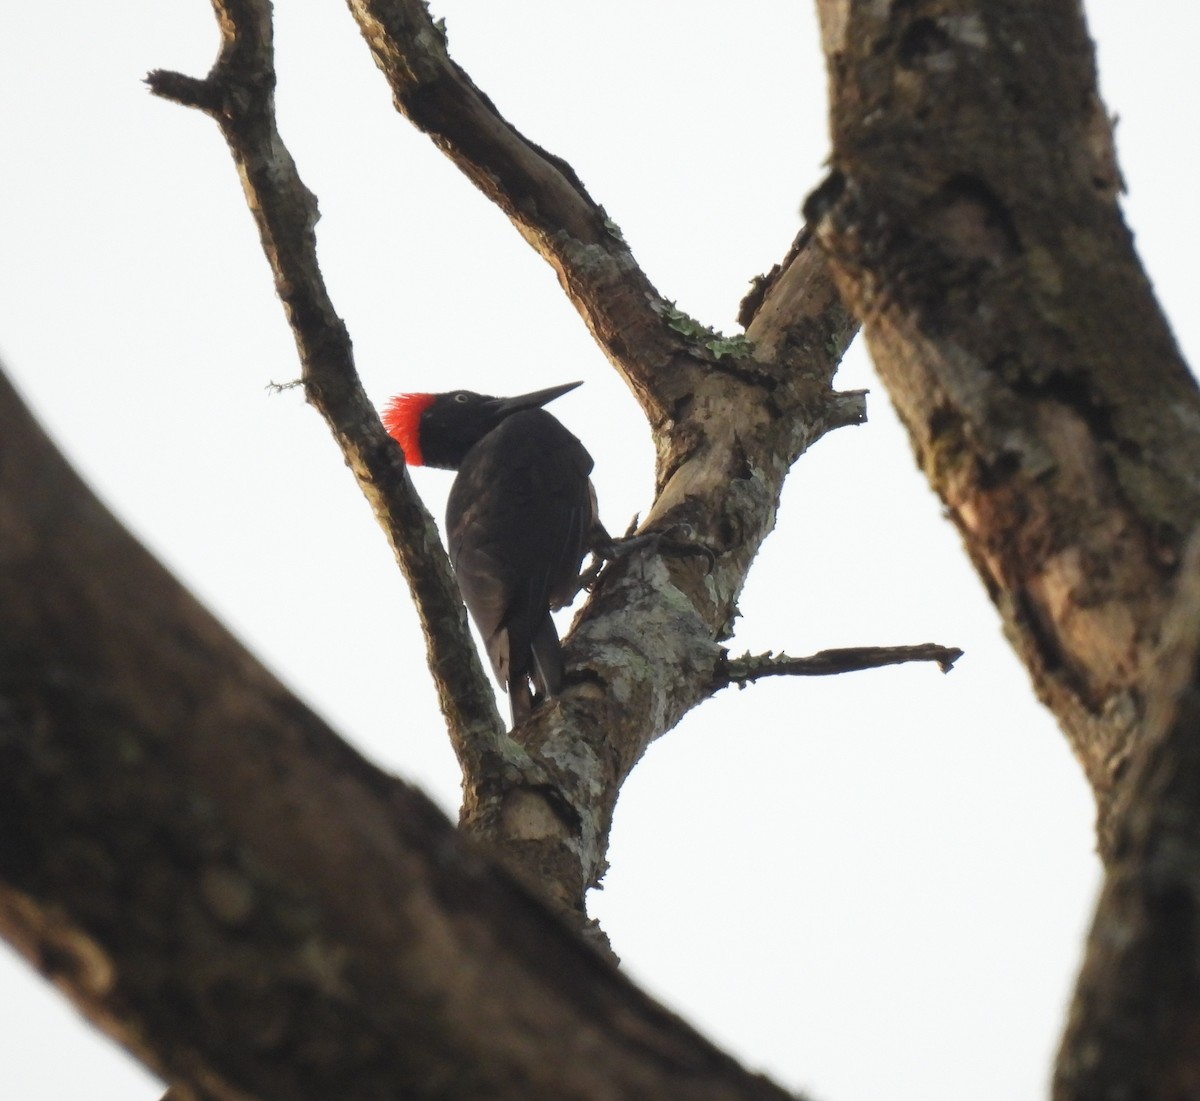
[810,1,1200,1096]
[0,367,799,1101]
[811,0,1200,847]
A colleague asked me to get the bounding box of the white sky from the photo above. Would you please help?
[1,2,1197,1099]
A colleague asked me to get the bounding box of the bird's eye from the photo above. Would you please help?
[454,392,470,403]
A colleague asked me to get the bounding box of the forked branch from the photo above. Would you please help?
[150,0,955,947]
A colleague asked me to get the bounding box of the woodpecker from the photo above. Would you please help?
[383,381,605,726]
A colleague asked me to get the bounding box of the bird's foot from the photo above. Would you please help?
[578,523,716,592]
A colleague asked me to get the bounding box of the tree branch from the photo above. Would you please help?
[146,0,509,782]
[345,0,679,429]
[343,1,862,464]
[717,643,963,690]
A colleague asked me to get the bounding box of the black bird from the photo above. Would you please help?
[383,381,604,725]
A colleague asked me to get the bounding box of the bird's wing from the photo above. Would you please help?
[446,409,596,694]
[446,503,513,685]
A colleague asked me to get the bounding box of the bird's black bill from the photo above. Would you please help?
[489,381,582,417]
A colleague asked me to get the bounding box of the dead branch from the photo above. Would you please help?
[718,643,963,690]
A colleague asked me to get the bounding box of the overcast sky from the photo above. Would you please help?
[2,2,1197,1099]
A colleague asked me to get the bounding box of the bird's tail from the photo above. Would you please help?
[529,612,563,699]
[506,614,563,728]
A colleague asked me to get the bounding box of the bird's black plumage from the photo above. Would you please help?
[390,383,602,725]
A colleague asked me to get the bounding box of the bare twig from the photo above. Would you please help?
[146,0,507,774]
[717,644,963,691]
[144,70,219,111]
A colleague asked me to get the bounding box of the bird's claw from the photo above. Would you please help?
[652,525,718,572]
[577,523,717,594]
[577,556,607,593]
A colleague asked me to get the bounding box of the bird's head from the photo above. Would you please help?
[382,381,582,469]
